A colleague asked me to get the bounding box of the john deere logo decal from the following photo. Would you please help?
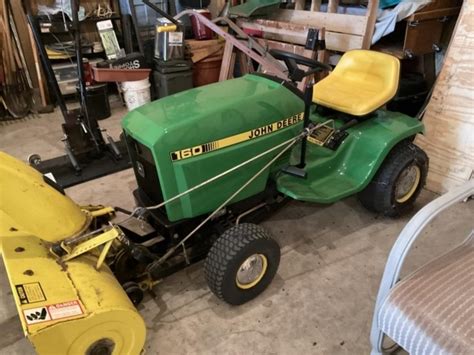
[23,306,51,324]
[26,308,48,321]
[171,112,304,161]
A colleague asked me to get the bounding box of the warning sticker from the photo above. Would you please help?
[23,300,84,325]
[16,283,46,304]
[48,301,83,320]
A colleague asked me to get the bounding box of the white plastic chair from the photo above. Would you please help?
[370,179,474,354]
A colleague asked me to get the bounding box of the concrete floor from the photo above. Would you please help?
[0,103,472,355]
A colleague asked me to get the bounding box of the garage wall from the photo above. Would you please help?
[415,0,474,194]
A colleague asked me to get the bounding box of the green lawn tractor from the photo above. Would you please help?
[0,49,428,354]
[118,49,428,305]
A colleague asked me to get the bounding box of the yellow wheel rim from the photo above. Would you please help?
[235,254,268,290]
[395,165,421,203]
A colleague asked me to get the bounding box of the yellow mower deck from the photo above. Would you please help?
[0,152,145,354]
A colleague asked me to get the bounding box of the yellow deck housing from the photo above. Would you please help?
[0,152,88,242]
[0,152,146,354]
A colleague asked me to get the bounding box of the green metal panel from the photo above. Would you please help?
[275,110,425,203]
[229,0,282,18]
[122,75,304,221]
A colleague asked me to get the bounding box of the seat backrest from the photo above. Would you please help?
[332,50,400,92]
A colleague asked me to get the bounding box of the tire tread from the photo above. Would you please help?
[204,223,275,303]
[358,141,428,217]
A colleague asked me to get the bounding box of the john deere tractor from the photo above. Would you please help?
[0,49,428,354]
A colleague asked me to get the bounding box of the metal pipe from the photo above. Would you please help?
[236,202,267,225]
[298,84,313,168]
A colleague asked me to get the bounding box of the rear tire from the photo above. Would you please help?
[358,142,428,217]
[204,223,280,305]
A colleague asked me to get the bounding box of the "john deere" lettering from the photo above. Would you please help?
[171,112,304,161]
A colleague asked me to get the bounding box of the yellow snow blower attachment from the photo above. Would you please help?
[0,152,145,354]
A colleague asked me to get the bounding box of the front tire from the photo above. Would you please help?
[358,142,428,217]
[204,223,280,305]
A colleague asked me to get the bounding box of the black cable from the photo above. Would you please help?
[114,207,134,216]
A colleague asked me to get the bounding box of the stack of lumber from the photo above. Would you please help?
[238,0,378,53]
[185,39,224,64]
[186,39,225,87]
[415,0,474,193]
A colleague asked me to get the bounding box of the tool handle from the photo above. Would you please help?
[143,0,182,28]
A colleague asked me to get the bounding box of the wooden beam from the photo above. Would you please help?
[239,19,364,52]
[255,38,311,57]
[229,51,237,79]
[10,1,38,89]
[238,52,253,75]
[414,1,474,193]
[362,0,378,49]
[316,28,329,81]
[219,41,234,81]
[328,32,364,51]
[28,24,47,106]
[238,19,312,45]
[327,0,339,13]
[310,0,322,12]
[189,44,224,63]
[294,0,305,11]
[270,9,368,36]
[186,39,222,49]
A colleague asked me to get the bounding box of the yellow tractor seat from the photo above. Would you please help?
[313,50,400,116]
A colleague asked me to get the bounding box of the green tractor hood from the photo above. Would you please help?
[122,74,304,221]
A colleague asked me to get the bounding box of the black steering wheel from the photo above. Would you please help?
[269,49,332,83]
